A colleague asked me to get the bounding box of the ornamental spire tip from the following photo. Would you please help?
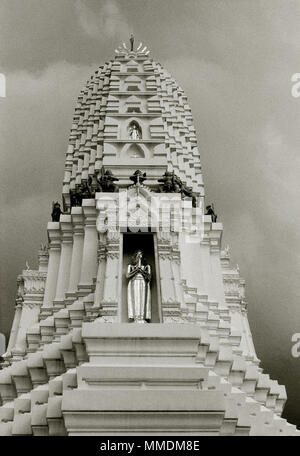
[114,37,150,57]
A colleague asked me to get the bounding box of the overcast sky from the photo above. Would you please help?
[1,0,300,427]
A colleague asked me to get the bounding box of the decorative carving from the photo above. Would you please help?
[157,253,173,261]
[96,167,119,193]
[163,316,184,323]
[205,204,217,222]
[51,202,63,222]
[161,299,183,323]
[98,315,118,323]
[129,170,147,198]
[38,243,49,270]
[223,278,240,296]
[70,177,94,208]
[157,231,172,243]
[129,169,147,185]
[106,230,120,259]
[115,40,150,57]
[16,275,24,305]
[97,243,107,263]
[81,177,94,199]
[181,184,197,208]
[39,243,49,253]
[106,250,119,260]
[70,169,119,208]
[158,171,181,193]
[127,196,149,230]
[157,171,197,207]
[106,230,121,243]
[22,270,47,294]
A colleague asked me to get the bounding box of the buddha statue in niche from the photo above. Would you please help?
[126,249,151,323]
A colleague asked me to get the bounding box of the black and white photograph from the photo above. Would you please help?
[0,0,300,442]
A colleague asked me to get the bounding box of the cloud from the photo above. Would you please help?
[1,0,300,427]
[0,60,97,205]
[0,59,98,341]
[75,0,130,39]
[263,0,300,50]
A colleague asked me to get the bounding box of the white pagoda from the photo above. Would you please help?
[0,40,298,436]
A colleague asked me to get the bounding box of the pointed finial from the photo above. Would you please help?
[130,33,134,52]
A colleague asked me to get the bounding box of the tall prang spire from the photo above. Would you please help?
[1,43,299,437]
[62,43,203,212]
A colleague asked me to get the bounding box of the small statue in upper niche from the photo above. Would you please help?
[96,167,119,192]
[206,204,217,222]
[51,202,62,222]
[129,123,140,140]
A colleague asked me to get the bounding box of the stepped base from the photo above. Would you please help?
[61,323,233,435]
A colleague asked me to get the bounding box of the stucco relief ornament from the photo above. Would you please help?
[126,250,151,324]
[129,169,147,197]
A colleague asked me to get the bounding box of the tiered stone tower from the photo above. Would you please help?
[0,40,299,436]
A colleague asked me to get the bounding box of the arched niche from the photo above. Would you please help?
[120,142,149,159]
